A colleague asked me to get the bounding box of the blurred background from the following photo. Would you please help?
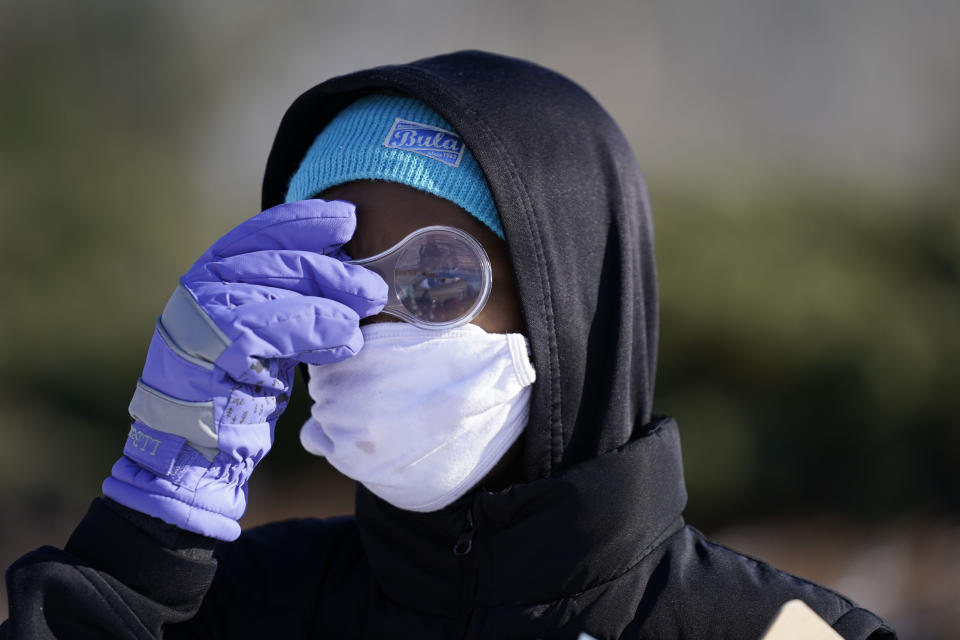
[1,0,957,635]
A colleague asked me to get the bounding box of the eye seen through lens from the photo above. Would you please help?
[394,232,483,323]
[347,226,492,329]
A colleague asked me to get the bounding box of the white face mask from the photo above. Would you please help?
[301,322,536,512]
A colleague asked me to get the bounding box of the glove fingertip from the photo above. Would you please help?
[358,300,387,320]
[298,329,364,366]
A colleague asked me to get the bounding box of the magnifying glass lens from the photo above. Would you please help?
[347,226,492,330]
[394,232,484,324]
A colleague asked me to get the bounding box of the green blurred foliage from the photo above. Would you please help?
[0,2,227,517]
[654,181,960,526]
[1,1,957,538]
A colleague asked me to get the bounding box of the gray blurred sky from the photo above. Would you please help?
[178,0,959,213]
[3,0,955,217]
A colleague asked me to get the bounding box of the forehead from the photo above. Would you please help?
[319,180,499,260]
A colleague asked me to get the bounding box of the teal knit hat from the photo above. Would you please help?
[284,94,503,239]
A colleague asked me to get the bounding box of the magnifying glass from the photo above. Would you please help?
[347,226,492,330]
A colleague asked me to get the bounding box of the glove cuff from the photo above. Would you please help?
[103,460,245,541]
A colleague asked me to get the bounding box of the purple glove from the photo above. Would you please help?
[102,199,386,540]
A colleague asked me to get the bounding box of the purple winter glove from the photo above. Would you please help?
[102,199,386,540]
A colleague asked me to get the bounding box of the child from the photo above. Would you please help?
[2,50,895,639]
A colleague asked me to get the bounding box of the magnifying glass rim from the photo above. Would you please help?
[347,225,493,330]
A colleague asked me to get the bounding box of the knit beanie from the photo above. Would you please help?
[284,94,503,239]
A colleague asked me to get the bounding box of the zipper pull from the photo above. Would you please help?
[452,507,475,556]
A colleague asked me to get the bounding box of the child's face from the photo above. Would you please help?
[321,180,525,334]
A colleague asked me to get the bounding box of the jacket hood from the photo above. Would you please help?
[262,50,659,481]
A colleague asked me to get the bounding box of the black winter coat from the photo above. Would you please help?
[2,51,895,639]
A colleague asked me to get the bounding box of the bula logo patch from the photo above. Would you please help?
[382,118,466,167]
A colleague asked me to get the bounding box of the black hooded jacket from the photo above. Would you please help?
[2,51,895,639]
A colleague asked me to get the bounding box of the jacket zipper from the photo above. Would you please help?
[454,504,479,639]
[452,506,475,556]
